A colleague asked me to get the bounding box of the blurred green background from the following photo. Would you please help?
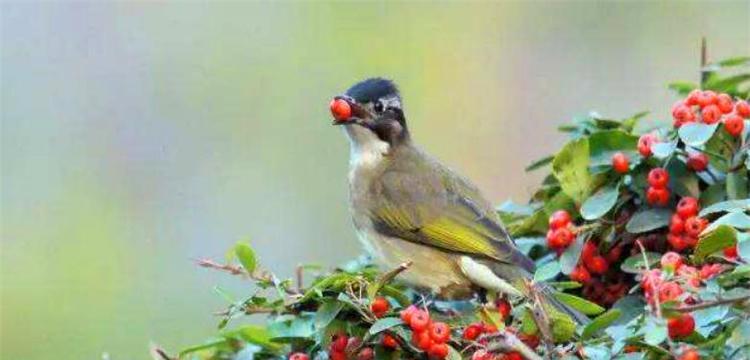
[1,1,748,359]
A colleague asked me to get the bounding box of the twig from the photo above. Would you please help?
[700,37,708,86]
[295,265,304,293]
[148,344,175,360]
[194,258,299,295]
[525,280,556,358]
[482,331,544,360]
[368,261,412,298]
[675,295,750,313]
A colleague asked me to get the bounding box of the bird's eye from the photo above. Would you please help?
[373,101,384,113]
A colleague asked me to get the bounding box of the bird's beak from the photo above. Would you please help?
[330,95,369,126]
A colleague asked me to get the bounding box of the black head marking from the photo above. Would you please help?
[345,78,399,104]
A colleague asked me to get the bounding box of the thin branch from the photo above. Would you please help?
[482,331,544,360]
[368,261,412,298]
[675,294,750,313]
[194,258,299,295]
[526,280,556,358]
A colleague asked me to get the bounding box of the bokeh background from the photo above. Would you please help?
[2,1,749,359]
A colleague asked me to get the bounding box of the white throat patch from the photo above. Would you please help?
[344,125,390,172]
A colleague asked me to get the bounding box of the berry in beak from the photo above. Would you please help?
[330,98,352,123]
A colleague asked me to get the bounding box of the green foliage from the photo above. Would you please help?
[165,55,750,360]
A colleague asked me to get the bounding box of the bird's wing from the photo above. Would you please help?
[369,149,535,273]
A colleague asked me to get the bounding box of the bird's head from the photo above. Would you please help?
[330,78,409,147]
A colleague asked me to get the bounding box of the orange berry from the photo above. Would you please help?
[329,98,352,122]
[725,113,745,137]
[409,309,430,332]
[676,197,700,218]
[668,313,695,338]
[428,322,451,344]
[370,297,390,318]
[427,343,449,359]
[736,100,750,118]
[289,352,309,360]
[382,334,399,349]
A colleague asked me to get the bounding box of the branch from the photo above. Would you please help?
[525,280,556,358]
[194,258,299,295]
[675,295,750,313]
[483,331,544,360]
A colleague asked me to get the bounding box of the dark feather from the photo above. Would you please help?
[346,78,399,104]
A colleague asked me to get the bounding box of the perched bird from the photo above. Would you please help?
[329,78,587,327]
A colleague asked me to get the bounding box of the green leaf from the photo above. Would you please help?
[694,225,738,261]
[554,292,605,315]
[678,123,719,147]
[666,158,700,198]
[717,56,750,67]
[560,233,586,275]
[643,316,668,345]
[525,155,554,172]
[706,74,750,93]
[225,325,283,352]
[268,314,316,341]
[581,183,620,220]
[706,211,750,232]
[699,199,750,216]
[178,339,229,357]
[314,301,344,330]
[553,138,595,203]
[668,81,699,95]
[727,168,749,200]
[368,317,404,335]
[581,309,622,340]
[234,242,257,273]
[651,141,677,159]
[588,130,639,167]
[625,209,672,233]
[534,261,561,282]
[549,281,582,290]
[620,252,661,274]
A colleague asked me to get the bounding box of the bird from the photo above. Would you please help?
[329,77,588,327]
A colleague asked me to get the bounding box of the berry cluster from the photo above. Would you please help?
[328,334,374,360]
[672,90,749,137]
[646,167,670,206]
[667,197,706,251]
[546,210,575,250]
[400,306,451,359]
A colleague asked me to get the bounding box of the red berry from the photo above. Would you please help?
[582,241,598,261]
[724,245,738,258]
[668,234,690,251]
[677,197,700,218]
[646,187,670,206]
[548,210,571,229]
[357,347,374,360]
[700,263,723,279]
[547,227,574,249]
[736,100,750,118]
[382,334,399,349]
[585,255,609,275]
[648,168,670,188]
[329,351,346,360]
[638,133,657,157]
[570,265,591,283]
[661,252,683,271]
[724,113,745,137]
[701,104,721,124]
[496,299,511,318]
[471,350,492,360]
[518,333,540,349]
[370,297,389,318]
[411,329,433,351]
[696,90,717,108]
[659,281,684,302]
[717,93,734,113]
[611,152,629,174]
[427,343,449,359]
[400,305,418,324]
[670,214,685,235]
[331,334,348,353]
[289,352,309,360]
[678,348,700,360]
[668,313,695,338]
[428,322,451,344]
[641,269,663,293]
[462,324,482,341]
[686,152,709,172]
[504,352,523,360]
[329,98,352,122]
[685,89,701,106]
[673,102,696,127]
[409,309,430,332]
[684,216,707,237]
[482,323,498,334]
[606,245,623,263]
